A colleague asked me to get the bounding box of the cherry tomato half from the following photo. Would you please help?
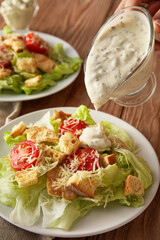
[65,148,100,172]
[59,118,87,137]
[10,140,39,170]
[25,33,48,54]
[0,46,13,68]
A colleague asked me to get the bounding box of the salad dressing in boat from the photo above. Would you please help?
[0,0,38,30]
[85,10,152,109]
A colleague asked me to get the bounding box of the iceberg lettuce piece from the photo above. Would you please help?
[50,43,83,66]
[116,149,152,189]
[10,175,46,226]
[101,120,135,151]
[33,111,54,130]
[3,25,12,35]
[21,77,56,95]
[0,155,20,208]
[40,189,96,231]
[43,43,82,82]
[50,118,62,134]
[101,164,131,187]
[0,155,47,222]
[41,62,80,82]
[3,131,27,147]
[120,194,144,208]
[0,74,24,93]
[71,105,96,125]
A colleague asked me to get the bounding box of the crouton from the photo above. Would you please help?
[67,172,97,198]
[0,68,12,79]
[16,57,37,73]
[53,109,71,122]
[124,175,144,196]
[102,154,116,167]
[12,40,25,52]
[25,75,42,88]
[15,169,38,188]
[26,126,59,144]
[59,132,81,155]
[47,166,76,200]
[3,38,13,48]
[10,121,27,138]
[41,144,66,164]
[32,52,56,73]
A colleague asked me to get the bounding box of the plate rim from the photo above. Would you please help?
[0,107,159,238]
[0,31,81,102]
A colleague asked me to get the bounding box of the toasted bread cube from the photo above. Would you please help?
[124,175,144,196]
[59,132,81,155]
[26,126,59,144]
[47,167,76,200]
[32,53,56,73]
[10,121,27,138]
[17,57,37,73]
[12,40,25,52]
[67,172,97,198]
[102,154,116,167]
[3,38,13,48]
[0,68,12,79]
[42,144,66,164]
[53,110,71,122]
[15,169,38,188]
[25,75,42,88]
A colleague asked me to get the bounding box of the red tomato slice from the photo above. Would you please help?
[25,32,48,54]
[59,118,87,137]
[0,46,13,68]
[65,148,100,172]
[10,140,39,170]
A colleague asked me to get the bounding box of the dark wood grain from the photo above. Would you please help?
[0,0,159,239]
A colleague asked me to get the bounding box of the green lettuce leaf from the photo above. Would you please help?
[19,72,38,80]
[50,118,62,134]
[3,132,27,147]
[42,62,81,82]
[40,189,96,230]
[116,149,152,189]
[0,74,24,93]
[71,105,96,125]
[0,155,46,214]
[10,175,46,226]
[12,50,32,66]
[0,155,20,208]
[3,25,12,35]
[45,43,82,82]
[120,194,144,208]
[51,43,83,66]
[101,121,135,151]
[21,78,56,95]
[101,164,131,187]
[33,111,54,130]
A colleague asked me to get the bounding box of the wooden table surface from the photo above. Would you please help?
[0,0,160,239]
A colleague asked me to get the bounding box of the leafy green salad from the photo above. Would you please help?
[0,105,152,230]
[0,26,82,95]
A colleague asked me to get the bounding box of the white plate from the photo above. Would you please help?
[0,107,159,238]
[0,31,81,102]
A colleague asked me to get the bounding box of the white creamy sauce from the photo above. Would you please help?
[79,123,111,149]
[85,11,151,109]
[0,0,37,30]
